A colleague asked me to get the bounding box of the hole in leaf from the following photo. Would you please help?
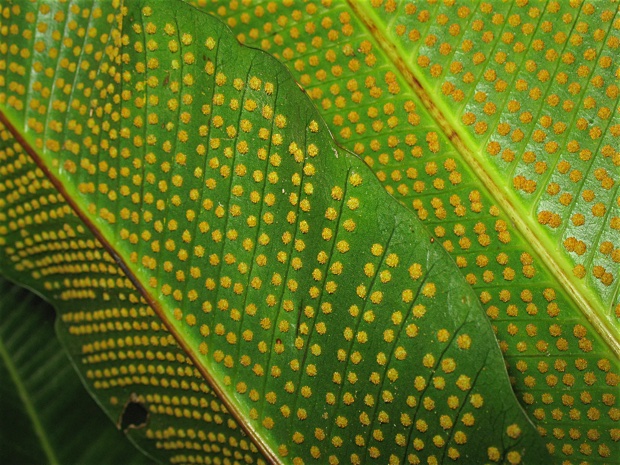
[119,394,148,431]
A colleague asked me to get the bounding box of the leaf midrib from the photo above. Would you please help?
[347,0,620,357]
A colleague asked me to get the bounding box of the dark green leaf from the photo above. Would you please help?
[194,1,620,463]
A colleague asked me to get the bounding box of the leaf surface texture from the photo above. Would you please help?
[193,1,620,463]
[0,1,616,465]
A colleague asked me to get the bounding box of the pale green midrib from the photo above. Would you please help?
[0,334,61,465]
[347,1,620,357]
[409,74,620,354]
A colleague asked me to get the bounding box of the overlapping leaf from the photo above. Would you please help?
[195,1,620,463]
[0,1,550,465]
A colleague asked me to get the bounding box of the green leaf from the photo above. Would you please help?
[0,276,156,465]
[0,0,553,464]
[191,0,620,462]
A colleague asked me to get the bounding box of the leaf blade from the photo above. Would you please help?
[195,1,620,462]
[0,0,551,464]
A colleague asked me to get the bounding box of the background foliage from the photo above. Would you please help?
[0,276,156,465]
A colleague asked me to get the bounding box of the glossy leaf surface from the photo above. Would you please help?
[192,1,620,463]
[0,1,548,465]
[0,276,156,465]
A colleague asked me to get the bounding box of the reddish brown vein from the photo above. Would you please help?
[0,110,280,465]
